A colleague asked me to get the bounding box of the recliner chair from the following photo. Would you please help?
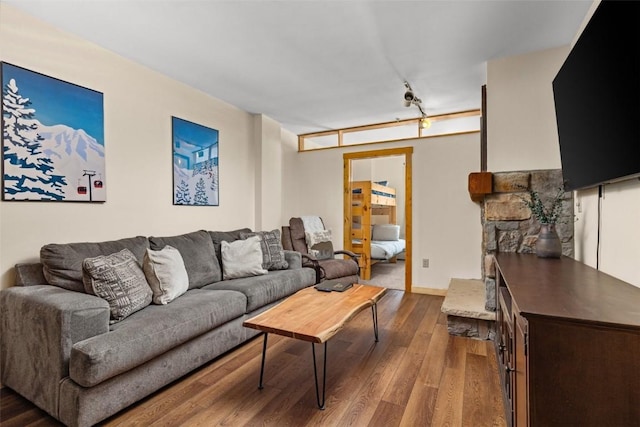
[282,217,360,286]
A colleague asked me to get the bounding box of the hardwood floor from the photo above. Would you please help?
[0,291,506,427]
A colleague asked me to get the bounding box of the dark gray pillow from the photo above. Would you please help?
[208,228,252,269]
[240,229,289,271]
[149,230,221,288]
[41,236,149,293]
[82,249,152,324]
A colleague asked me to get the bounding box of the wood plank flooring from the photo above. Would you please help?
[0,290,506,427]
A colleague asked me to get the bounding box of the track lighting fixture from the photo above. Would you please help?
[420,116,431,129]
[403,81,430,129]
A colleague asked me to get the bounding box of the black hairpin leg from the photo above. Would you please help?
[258,333,268,390]
[311,341,328,409]
[372,303,380,342]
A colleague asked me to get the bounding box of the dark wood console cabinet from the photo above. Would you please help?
[494,253,640,427]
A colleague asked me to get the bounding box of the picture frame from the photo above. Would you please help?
[172,116,219,206]
[1,62,105,202]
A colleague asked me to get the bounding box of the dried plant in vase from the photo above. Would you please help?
[518,186,565,258]
[520,186,565,225]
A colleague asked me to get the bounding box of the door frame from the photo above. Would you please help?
[343,147,413,292]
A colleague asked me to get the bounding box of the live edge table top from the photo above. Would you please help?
[243,284,387,344]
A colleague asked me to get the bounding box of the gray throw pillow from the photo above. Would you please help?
[82,249,152,324]
[149,230,221,288]
[240,229,288,270]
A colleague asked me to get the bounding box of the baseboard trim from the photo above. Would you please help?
[411,287,447,296]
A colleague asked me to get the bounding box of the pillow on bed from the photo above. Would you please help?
[372,224,400,241]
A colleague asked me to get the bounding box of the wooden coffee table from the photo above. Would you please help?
[243,284,386,409]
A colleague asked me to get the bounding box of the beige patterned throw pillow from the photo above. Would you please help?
[305,229,334,260]
[83,249,152,323]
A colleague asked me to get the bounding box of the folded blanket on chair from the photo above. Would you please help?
[301,216,324,232]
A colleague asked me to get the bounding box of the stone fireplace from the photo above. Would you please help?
[482,169,574,311]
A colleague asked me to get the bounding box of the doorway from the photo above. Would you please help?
[343,147,413,292]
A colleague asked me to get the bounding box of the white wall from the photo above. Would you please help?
[575,180,640,287]
[0,4,260,288]
[254,114,283,232]
[487,46,569,172]
[282,133,483,291]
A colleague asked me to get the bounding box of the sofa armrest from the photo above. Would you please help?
[14,262,48,286]
[334,249,359,259]
[0,285,109,417]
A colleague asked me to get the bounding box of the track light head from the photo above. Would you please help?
[404,90,414,102]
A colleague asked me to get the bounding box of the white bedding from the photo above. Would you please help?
[353,238,405,260]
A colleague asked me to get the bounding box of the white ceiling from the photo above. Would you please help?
[5,0,593,135]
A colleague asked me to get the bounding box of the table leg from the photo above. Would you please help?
[372,303,379,342]
[259,333,268,390]
[311,341,328,410]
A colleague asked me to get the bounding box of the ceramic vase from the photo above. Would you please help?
[535,224,562,258]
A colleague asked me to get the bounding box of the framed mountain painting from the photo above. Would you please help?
[1,62,105,202]
[172,116,219,206]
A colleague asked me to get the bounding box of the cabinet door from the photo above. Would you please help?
[514,314,528,427]
[496,278,514,427]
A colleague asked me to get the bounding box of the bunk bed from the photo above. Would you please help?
[348,180,406,280]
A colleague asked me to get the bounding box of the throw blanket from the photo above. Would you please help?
[301,216,324,232]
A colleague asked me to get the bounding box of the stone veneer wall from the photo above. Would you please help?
[482,169,574,310]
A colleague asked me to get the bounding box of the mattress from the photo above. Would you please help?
[353,238,405,260]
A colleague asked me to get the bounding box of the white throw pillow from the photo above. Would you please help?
[372,224,400,241]
[143,245,189,304]
[221,235,268,279]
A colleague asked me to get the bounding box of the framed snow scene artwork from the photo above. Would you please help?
[1,63,105,202]
[172,116,219,206]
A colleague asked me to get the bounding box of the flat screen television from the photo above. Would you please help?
[552,0,640,191]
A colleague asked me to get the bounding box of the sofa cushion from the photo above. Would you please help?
[149,230,221,289]
[143,246,189,304]
[221,236,268,279]
[208,228,252,269]
[240,229,289,271]
[203,268,315,312]
[40,236,149,293]
[82,249,153,324]
[69,289,247,387]
[319,258,360,280]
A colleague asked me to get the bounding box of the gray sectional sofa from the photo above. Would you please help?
[0,229,316,427]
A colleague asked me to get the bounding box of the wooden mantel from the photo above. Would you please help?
[468,171,493,202]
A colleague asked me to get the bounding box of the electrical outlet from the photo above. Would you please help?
[422,258,429,268]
